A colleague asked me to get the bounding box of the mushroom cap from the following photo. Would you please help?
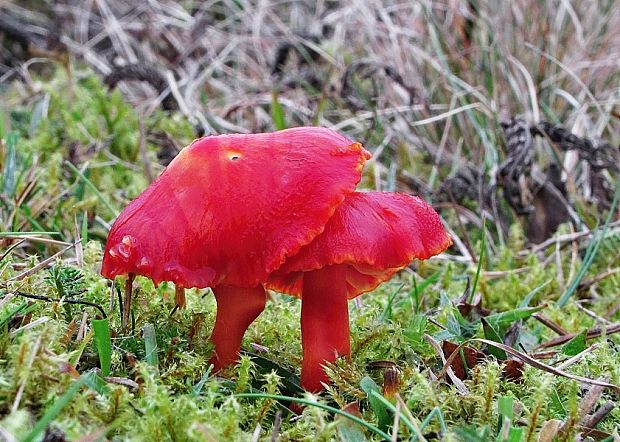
[101,127,371,289]
[266,192,452,299]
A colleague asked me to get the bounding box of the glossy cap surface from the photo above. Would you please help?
[101,127,371,288]
[266,192,452,298]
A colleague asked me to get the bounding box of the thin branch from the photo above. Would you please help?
[10,291,107,318]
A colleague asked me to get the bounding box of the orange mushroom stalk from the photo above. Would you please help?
[267,192,452,392]
[101,128,371,367]
[209,285,267,370]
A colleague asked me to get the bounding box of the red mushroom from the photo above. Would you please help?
[101,127,371,369]
[266,192,452,392]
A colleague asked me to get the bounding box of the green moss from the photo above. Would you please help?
[1,60,619,440]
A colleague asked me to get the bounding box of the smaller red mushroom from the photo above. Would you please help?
[266,192,452,392]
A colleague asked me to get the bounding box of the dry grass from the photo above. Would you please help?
[1,0,620,440]
[5,0,617,249]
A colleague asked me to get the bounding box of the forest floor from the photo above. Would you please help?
[1,1,619,441]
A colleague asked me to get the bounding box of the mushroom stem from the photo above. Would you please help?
[300,265,350,392]
[122,273,135,333]
[209,285,266,371]
[175,285,186,308]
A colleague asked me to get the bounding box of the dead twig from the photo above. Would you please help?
[6,241,79,283]
[8,291,107,318]
[104,63,177,111]
[532,313,569,336]
[537,323,620,349]
[436,338,620,394]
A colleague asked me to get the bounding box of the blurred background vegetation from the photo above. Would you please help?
[0,1,619,440]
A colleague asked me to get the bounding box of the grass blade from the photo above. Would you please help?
[0,302,29,328]
[271,91,287,130]
[81,211,89,245]
[93,318,112,377]
[360,376,392,433]
[21,371,97,442]
[0,231,60,237]
[69,329,94,367]
[380,282,405,322]
[518,280,552,308]
[2,132,18,197]
[469,218,486,303]
[192,365,214,396]
[142,323,159,373]
[484,305,546,332]
[481,318,508,360]
[369,390,418,437]
[419,407,448,435]
[558,181,619,307]
[64,161,118,217]
[83,372,110,396]
[369,392,449,440]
